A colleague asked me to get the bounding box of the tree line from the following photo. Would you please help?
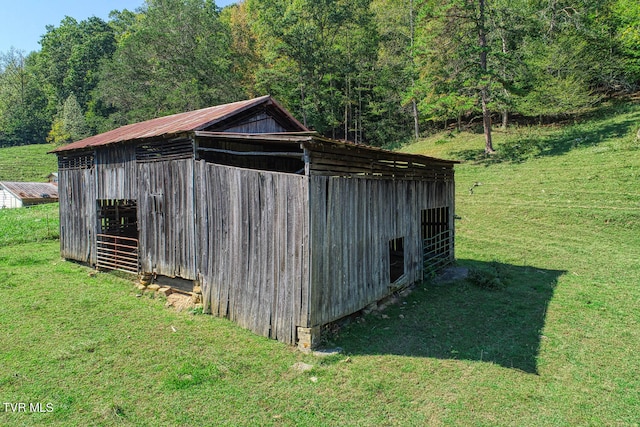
[0,0,638,150]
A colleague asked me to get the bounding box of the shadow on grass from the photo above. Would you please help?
[332,260,565,374]
[451,105,640,164]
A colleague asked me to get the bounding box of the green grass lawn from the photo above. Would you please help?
[1,103,639,425]
[0,203,59,246]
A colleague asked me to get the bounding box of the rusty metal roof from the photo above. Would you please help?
[0,182,59,201]
[52,95,307,153]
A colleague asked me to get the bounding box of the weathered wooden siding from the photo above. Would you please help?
[195,161,309,344]
[308,175,454,327]
[137,159,196,279]
[95,145,137,200]
[59,167,96,264]
[303,139,455,181]
[220,112,288,134]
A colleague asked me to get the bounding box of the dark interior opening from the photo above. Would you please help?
[97,199,138,238]
[389,237,405,283]
[197,138,305,174]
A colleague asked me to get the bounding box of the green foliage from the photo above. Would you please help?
[1,0,640,149]
[0,50,49,146]
[246,0,385,143]
[47,94,90,145]
[413,0,638,144]
[97,0,242,127]
[614,0,640,83]
[414,0,484,123]
[369,0,417,142]
[37,16,116,111]
[467,262,508,290]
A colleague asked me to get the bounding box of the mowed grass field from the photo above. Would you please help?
[1,102,639,425]
[0,143,58,182]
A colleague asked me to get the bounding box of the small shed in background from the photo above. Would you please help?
[52,95,457,348]
[0,181,59,209]
[47,172,58,185]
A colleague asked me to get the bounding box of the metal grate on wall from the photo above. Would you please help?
[423,229,453,279]
[58,153,95,170]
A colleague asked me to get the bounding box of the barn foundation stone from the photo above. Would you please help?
[297,326,321,352]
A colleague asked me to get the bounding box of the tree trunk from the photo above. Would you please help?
[478,0,495,154]
[330,78,336,140]
[412,98,419,139]
[344,75,349,140]
[481,87,494,153]
[500,28,509,130]
[299,76,307,128]
[410,0,419,139]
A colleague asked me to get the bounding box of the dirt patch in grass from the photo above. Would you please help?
[164,293,197,312]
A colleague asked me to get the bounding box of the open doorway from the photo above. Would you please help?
[96,199,139,274]
[421,207,453,276]
[389,237,405,283]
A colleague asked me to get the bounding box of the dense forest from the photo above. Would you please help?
[0,0,638,150]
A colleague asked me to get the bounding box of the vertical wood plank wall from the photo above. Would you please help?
[137,159,196,280]
[195,161,310,344]
[95,145,137,200]
[221,113,287,134]
[59,167,96,264]
[308,175,454,327]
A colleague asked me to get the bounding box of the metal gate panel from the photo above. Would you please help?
[96,234,139,274]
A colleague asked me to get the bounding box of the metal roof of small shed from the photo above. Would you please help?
[0,182,59,202]
[51,95,307,153]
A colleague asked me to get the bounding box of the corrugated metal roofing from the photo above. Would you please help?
[194,131,460,165]
[52,95,307,153]
[0,182,59,201]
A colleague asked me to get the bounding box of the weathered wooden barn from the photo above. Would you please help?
[52,95,457,347]
[0,181,59,209]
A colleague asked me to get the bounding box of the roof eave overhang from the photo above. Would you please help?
[50,131,195,155]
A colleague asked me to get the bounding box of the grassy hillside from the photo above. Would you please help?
[0,143,58,181]
[1,103,639,425]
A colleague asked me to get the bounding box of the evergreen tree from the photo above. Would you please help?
[47,94,90,145]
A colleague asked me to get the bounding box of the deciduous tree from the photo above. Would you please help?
[0,49,48,146]
[96,0,242,127]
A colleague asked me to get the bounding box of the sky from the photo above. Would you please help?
[0,0,237,55]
